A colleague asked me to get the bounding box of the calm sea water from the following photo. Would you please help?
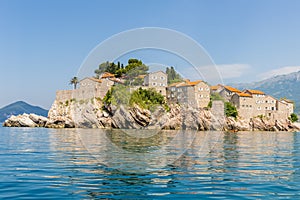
[0,127,299,199]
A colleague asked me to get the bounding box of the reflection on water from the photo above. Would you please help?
[0,128,300,199]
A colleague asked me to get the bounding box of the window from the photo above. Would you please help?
[152,82,157,86]
[257,107,261,110]
[206,87,209,91]
[152,76,157,80]
[171,87,175,91]
[271,107,275,110]
[160,76,165,80]
[265,107,268,110]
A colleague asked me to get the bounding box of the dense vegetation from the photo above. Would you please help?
[129,88,167,111]
[103,85,130,106]
[289,113,298,122]
[225,102,238,119]
[103,86,168,112]
[166,66,183,84]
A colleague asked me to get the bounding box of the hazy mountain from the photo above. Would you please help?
[0,101,48,123]
[230,71,300,114]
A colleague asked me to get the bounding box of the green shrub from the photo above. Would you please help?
[289,113,298,123]
[129,87,165,111]
[225,102,238,119]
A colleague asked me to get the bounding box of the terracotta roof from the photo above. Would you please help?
[168,80,205,87]
[101,72,115,78]
[168,81,185,87]
[236,92,252,97]
[183,80,202,86]
[210,85,219,90]
[245,89,265,95]
[224,86,241,93]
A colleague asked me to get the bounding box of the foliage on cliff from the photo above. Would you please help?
[225,102,238,119]
[103,85,130,106]
[129,87,167,111]
[289,113,298,123]
[103,86,168,111]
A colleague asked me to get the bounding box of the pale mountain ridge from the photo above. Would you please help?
[230,71,300,114]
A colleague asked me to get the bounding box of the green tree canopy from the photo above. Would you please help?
[95,59,148,80]
[166,66,183,84]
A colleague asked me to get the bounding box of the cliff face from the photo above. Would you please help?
[3,98,300,132]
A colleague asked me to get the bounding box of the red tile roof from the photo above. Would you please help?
[245,89,265,95]
[236,92,252,97]
[224,86,241,93]
[101,72,115,78]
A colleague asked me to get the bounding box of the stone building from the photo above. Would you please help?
[231,92,254,119]
[218,85,242,102]
[143,71,168,95]
[280,99,294,115]
[55,72,120,102]
[230,88,293,120]
[167,80,210,108]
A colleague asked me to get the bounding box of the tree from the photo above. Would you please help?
[124,59,148,85]
[70,77,79,89]
[95,61,110,77]
[289,113,298,123]
[225,102,238,119]
[166,66,183,84]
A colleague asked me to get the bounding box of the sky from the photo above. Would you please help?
[1,0,300,109]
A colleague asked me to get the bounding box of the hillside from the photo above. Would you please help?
[0,101,48,123]
[231,71,300,114]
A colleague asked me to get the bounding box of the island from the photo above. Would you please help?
[4,59,300,132]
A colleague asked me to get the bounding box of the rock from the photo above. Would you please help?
[3,113,39,127]
[42,96,300,132]
[29,113,48,127]
[129,105,151,127]
[112,105,141,129]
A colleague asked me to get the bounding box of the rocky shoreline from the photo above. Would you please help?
[3,99,300,132]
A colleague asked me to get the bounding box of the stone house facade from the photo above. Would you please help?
[218,86,242,102]
[143,71,168,96]
[230,89,293,120]
[167,80,210,108]
[56,73,118,102]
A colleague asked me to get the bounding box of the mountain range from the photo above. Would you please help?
[230,71,300,114]
[0,101,48,123]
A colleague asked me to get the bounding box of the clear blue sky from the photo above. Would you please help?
[1,0,300,109]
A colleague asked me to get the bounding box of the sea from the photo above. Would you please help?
[0,127,299,199]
